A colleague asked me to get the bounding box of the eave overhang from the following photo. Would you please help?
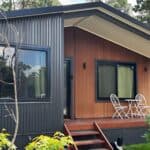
[63,5,150,58]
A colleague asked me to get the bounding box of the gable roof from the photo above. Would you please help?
[0,2,149,58]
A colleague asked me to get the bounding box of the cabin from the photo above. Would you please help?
[0,2,150,149]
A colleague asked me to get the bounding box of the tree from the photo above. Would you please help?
[106,0,132,14]
[0,10,22,148]
[87,0,132,15]
[0,0,60,11]
[0,0,15,11]
[133,0,150,24]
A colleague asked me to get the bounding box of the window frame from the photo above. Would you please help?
[96,60,137,101]
[0,43,51,102]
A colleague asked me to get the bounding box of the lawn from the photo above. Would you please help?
[124,143,150,150]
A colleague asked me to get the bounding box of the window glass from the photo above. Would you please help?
[118,65,135,98]
[97,64,116,98]
[18,50,47,99]
[97,61,136,100]
[0,46,15,99]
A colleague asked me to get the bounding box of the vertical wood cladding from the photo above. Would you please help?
[64,27,150,119]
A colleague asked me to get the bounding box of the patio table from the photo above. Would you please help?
[125,99,140,118]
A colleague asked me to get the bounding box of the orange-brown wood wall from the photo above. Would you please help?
[64,27,150,119]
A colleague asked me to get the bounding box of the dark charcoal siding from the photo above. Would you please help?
[103,127,147,145]
[0,14,64,148]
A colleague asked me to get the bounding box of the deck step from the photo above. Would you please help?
[71,130,99,136]
[64,121,113,150]
[75,139,105,146]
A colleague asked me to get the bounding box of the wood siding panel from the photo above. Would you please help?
[64,27,150,119]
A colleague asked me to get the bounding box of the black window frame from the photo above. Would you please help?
[96,60,137,101]
[0,43,51,102]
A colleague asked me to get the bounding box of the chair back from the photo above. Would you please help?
[135,94,146,105]
[110,94,121,108]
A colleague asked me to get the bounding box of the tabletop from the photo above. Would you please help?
[125,99,139,102]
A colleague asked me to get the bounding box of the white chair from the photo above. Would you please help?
[110,94,128,119]
[135,94,150,118]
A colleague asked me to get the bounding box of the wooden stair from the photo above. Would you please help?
[64,121,113,150]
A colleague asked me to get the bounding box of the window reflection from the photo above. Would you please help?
[0,46,15,99]
[18,50,47,99]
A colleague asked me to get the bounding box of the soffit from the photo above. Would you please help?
[64,15,150,58]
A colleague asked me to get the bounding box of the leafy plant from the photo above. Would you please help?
[0,129,16,150]
[25,132,74,150]
[124,143,150,150]
[143,115,150,142]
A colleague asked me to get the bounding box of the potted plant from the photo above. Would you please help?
[25,132,74,150]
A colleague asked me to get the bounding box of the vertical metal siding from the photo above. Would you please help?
[0,14,64,147]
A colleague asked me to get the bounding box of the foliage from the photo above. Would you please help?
[124,143,150,150]
[0,0,60,11]
[143,115,150,142]
[0,129,16,150]
[133,0,150,24]
[87,0,132,15]
[25,132,74,150]
[106,0,131,14]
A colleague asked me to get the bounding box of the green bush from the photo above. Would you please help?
[124,143,150,150]
[25,132,74,150]
[0,129,16,150]
[143,115,150,142]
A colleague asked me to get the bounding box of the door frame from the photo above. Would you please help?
[64,57,74,119]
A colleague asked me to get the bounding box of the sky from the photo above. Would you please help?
[59,0,137,6]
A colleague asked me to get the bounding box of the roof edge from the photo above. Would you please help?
[0,2,149,31]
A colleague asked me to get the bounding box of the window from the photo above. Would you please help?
[96,61,136,100]
[18,49,48,99]
[0,45,50,101]
[0,46,15,100]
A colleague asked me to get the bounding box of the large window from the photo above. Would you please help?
[18,49,48,99]
[0,45,50,101]
[96,61,136,100]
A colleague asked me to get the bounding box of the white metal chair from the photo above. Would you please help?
[135,94,150,118]
[110,94,128,119]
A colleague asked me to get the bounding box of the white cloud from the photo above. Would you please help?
[59,0,137,6]
[59,0,85,5]
[128,0,137,6]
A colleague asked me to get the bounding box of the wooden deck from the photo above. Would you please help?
[64,118,148,149]
[65,118,147,130]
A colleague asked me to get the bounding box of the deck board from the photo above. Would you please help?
[65,118,147,129]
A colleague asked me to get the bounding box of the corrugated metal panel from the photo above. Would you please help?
[0,14,64,146]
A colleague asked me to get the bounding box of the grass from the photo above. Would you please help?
[124,143,150,150]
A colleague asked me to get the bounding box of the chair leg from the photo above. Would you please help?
[112,111,123,119]
[112,111,118,118]
[114,110,123,119]
[122,110,129,119]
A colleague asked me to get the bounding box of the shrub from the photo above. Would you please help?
[124,143,150,150]
[25,132,74,150]
[0,129,16,150]
[143,115,150,142]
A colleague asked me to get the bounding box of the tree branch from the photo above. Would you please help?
[0,80,14,85]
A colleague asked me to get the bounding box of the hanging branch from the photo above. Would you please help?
[0,79,14,85]
[0,9,22,149]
